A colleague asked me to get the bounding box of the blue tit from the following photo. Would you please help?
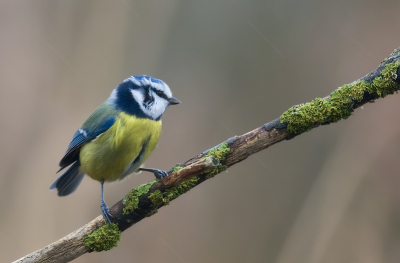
[50,75,180,224]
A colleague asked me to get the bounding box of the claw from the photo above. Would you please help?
[101,201,113,225]
[153,169,168,179]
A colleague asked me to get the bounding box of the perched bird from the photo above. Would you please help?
[50,75,180,224]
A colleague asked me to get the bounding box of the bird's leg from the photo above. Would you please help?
[139,168,169,179]
[100,180,113,225]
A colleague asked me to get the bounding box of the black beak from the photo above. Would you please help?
[168,97,181,105]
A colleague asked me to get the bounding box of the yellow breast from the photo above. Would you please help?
[79,113,162,182]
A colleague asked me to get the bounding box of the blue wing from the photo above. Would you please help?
[58,117,116,171]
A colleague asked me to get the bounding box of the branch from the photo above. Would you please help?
[14,49,400,263]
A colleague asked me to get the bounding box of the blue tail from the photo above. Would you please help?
[50,161,84,196]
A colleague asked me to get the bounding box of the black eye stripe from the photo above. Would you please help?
[152,88,168,100]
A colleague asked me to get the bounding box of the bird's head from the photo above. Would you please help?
[108,75,180,120]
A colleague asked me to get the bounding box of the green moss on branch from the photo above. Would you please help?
[203,142,230,161]
[280,62,400,134]
[148,143,231,206]
[148,176,199,205]
[202,142,230,179]
[84,223,121,252]
[123,180,156,215]
[172,165,184,172]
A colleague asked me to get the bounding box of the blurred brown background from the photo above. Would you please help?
[2,0,400,262]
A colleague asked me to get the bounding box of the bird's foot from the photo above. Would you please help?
[152,169,169,179]
[101,200,113,225]
[139,168,169,179]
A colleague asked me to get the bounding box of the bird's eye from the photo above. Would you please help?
[154,89,166,98]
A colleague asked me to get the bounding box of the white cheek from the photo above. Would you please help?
[130,89,144,104]
[149,99,168,119]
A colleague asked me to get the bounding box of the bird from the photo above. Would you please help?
[50,75,180,224]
